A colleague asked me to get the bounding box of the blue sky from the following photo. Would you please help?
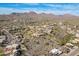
[0,3,79,15]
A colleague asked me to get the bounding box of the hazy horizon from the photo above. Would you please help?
[0,3,79,15]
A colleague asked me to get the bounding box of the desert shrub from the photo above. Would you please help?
[57,34,74,46]
[0,47,4,56]
[74,42,79,47]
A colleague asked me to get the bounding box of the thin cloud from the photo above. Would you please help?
[0,3,79,15]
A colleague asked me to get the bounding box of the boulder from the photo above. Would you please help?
[49,48,62,56]
[0,36,6,43]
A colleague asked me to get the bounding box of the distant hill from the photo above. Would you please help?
[0,11,79,21]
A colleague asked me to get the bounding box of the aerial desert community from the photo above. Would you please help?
[0,3,79,56]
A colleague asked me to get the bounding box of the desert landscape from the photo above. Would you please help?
[0,3,79,56]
